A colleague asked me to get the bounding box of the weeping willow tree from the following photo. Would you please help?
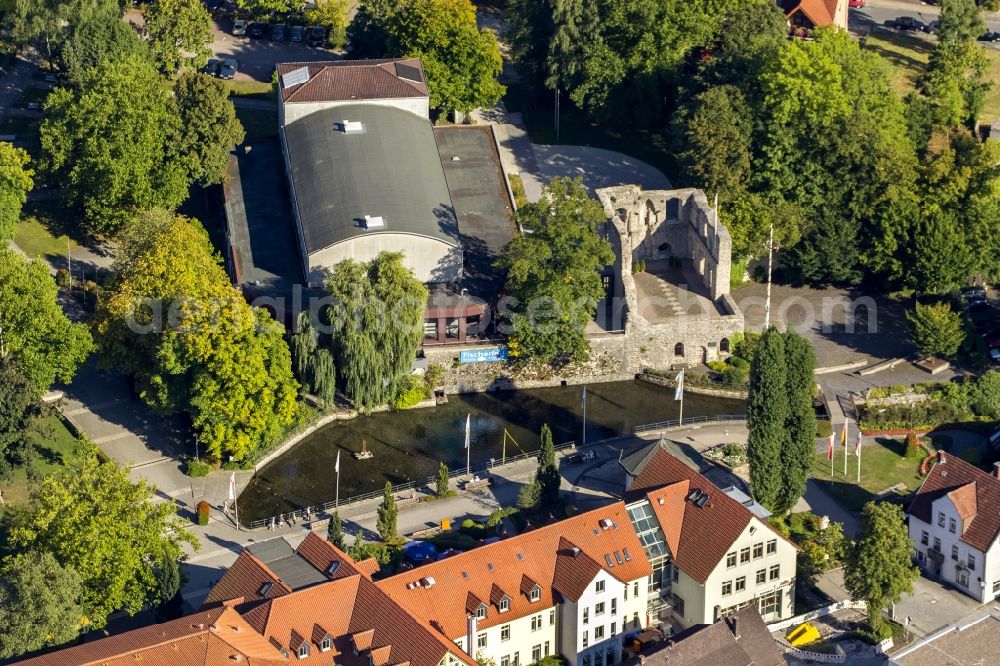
[323,252,428,412]
[291,312,337,406]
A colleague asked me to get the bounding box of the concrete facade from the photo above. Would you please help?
[281,96,430,126]
[304,232,463,286]
[597,185,744,370]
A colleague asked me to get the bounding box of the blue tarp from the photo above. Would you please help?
[403,541,439,562]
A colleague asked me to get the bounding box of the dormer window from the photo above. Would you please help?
[530,586,541,602]
[476,605,487,620]
[298,643,310,659]
[499,596,510,612]
[321,637,332,652]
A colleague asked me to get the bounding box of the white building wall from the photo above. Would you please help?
[697,518,796,626]
[462,606,558,666]
[307,235,463,286]
[282,97,430,126]
[911,497,994,603]
[564,570,647,666]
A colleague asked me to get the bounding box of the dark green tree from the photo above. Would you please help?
[923,0,988,126]
[59,11,151,85]
[746,328,788,510]
[348,527,365,560]
[702,1,788,103]
[777,330,817,513]
[0,552,85,659]
[673,85,753,197]
[906,301,965,358]
[347,0,398,57]
[535,424,561,506]
[844,502,919,635]
[436,461,450,498]
[495,177,614,365]
[516,479,541,510]
[153,555,181,605]
[0,359,39,479]
[376,481,398,542]
[786,210,863,286]
[40,55,190,233]
[174,72,245,187]
[145,0,212,73]
[0,142,33,242]
[8,0,124,60]
[292,312,337,406]
[327,511,346,550]
[384,0,504,116]
[325,252,428,411]
[0,248,93,393]
[971,370,1000,420]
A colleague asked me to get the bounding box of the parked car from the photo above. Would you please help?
[307,26,328,47]
[848,0,865,7]
[289,25,305,42]
[924,20,939,34]
[201,58,222,76]
[270,23,287,40]
[219,58,238,80]
[963,286,987,300]
[232,19,247,36]
[894,16,925,31]
[966,298,991,313]
[991,347,1000,364]
[978,31,1000,43]
[247,22,266,38]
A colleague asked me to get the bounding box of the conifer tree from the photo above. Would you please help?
[536,424,561,506]
[376,482,397,543]
[778,330,817,512]
[436,462,450,498]
[327,511,345,550]
[746,327,788,509]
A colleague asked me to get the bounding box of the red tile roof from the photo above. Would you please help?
[628,444,795,584]
[783,0,837,26]
[14,607,287,666]
[949,482,978,521]
[277,59,428,104]
[908,452,1000,552]
[377,503,652,639]
[201,552,292,608]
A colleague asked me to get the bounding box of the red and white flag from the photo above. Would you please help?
[826,432,834,461]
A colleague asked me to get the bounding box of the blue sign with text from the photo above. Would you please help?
[459,347,509,364]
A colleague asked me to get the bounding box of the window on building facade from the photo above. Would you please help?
[766,539,776,555]
[501,657,509,666]
[611,598,617,616]
[423,320,438,340]
[298,644,309,659]
[478,634,487,649]
[633,582,639,597]
[756,569,766,584]
[530,587,541,602]
[722,581,732,596]
[595,626,605,640]
[445,318,460,339]
[671,567,679,583]
[958,570,969,587]
[549,609,555,626]
[740,547,750,564]
[934,537,941,552]
[611,622,617,637]
[583,608,589,625]
[753,543,763,559]
[993,580,1000,593]
[544,642,550,657]
[951,545,959,561]
[735,576,746,592]
[969,554,976,571]
[532,646,541,662]
[500,597,510,612]
[596,580,605,593]
[501,625,510,642]
[938,512,945,527]
[921,531,929,546]
[758,590,782,617]
[949,518,957,534]
[582,654,591,666]
[769,565,780,581]
[726,551,737,568]
[673,596,685,617]
[476,605,487,620]
[531,615,542,632]
[583,631,589,649]
[595,602,605,616]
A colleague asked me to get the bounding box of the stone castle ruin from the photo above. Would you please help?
[595,185,744,371]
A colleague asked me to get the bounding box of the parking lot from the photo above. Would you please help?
[208,15,342,82]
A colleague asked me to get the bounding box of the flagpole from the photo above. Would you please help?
[843,424,848,477]
[335,450,341,510]
[465,413,471,477]
[857,431,862,484]
[582,385,587,447]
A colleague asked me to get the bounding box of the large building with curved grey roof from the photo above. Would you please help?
[282,103,462,285]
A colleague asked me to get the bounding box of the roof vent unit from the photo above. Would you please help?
[340,119,364,134]
[406,582,418,590]
[599,518,614,530]
[281,66,310,88]
[363,215,385,229]
[570,547,581,558]
[657,497,665,505]
[695,493,710,508]
[421,576,436,589]
[687,489,703,502]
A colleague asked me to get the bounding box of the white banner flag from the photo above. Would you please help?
[227,472,236,502]
[464,414,471,449]
[674,370,684,401]
[582,385,587,408]
[335,449,341,474]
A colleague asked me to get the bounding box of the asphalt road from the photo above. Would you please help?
[852,0,1000,40]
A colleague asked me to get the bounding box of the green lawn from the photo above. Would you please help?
[810,437,926,513]
[13,215,79,261]
[0,416,84,508]
[862,28,1000,122]
[226,79,276,102]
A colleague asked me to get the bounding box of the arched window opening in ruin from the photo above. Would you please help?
[720,338,730,353]
[674,343,684,357]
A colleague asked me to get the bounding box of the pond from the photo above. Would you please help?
[238,379,745,520]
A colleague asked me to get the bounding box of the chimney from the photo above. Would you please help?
[937,451,945,465]
[466,613,478,656]
[993,462,1000,479]
[731,615,740,639]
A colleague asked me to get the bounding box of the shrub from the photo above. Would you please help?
[393,375,426,409]
[817,420,833,438]
[185,459,211,477]
[721,364,747,388]
[905,432,922,458]
[196,500,211,526]
[727,355,750,371]
[54,268,71,287]
[707,360,727,373]
[486,506,519,528]
[424,363,445,393]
